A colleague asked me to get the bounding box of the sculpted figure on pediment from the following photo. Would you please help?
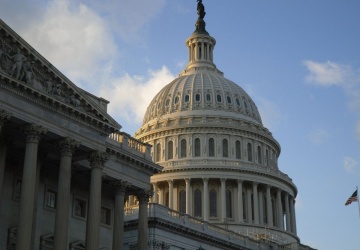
[10,48,27,80]
[0,45,12,74]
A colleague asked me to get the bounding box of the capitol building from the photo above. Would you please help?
[0,2,314,250]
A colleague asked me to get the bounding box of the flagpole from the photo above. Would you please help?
[357,186,360,219]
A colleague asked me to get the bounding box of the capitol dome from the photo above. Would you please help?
[134,7,300,246]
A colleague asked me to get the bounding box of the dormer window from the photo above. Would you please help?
[195,94,201,102]
[226,96,232,104]
[174,96,179,104]
[216,94,222,103]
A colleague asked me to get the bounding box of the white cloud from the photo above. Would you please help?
[18,0,118,87]
[303,60,351,86]
[99,66,175,126]
[343,156,358,173]
[308,128,328,145]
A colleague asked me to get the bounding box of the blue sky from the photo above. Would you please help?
[1,0,360,249]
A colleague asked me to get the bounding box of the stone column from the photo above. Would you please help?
[276,189,282,229]
[203,178,209,221]
[158,186,164,205]
[0,110,11,205]
[168,179,173,209]
[152,182,158,203]
[266,185,273,227]
[0,137,9,206]
[16,124,47,250]
[253,182,259,224]
[185,178,191,214]
[201,43,204,60]
[85,151,108,250]
[284,193,291,231]
[246,187,252,223]
[220,178,226,222]
[290,197,297,234]
[113,180,130,250]
[259,190,264,225]
[237,180,243,223]
[137,190,152,250]
[54,138,78,250]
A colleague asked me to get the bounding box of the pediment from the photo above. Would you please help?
[0,19,121,135]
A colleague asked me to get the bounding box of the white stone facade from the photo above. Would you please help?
[0,19,161,250]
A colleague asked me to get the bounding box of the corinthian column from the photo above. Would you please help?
[284,193,291,231]
[253,182,259,224]
[203,178,209,221]
[113,180,130,250]
[16,124,47,250]
[168,179,174,209]
[54,138,78,250]
[266,185,273,227]
[0,110,11,134]
[237,180,243,223]
[0,110,11,204]
[85,151,108,250]
[276,189,283,229]
[290,196,297,234]
[185,178,191,214]
[220,178,226,222]
[137,190,152,250]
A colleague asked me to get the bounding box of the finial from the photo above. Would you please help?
[197,0,206,19]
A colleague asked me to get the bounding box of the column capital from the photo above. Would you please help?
[0,110,11,127]
[185,178,191,184]
[220,178,226,184]
[252,181,259,186]
[113,180,131,195]
[22,123,47,143]
[58,137,79,156]
[167,179,173,184]
[136,189,153,204]
[88,151,109,170]
[237,179,243,184]
[202,177,209,183]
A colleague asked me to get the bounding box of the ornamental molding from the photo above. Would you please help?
[0,20,120,135]
[88,151,109,170]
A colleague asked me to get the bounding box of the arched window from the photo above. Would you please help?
[156,143,161,162]
[223,139,228,158]
[216,94,222,103]
[168,141,173,160]
[209,138,215,157]
[226,96,232,104]
[236,140,241,159]
[195,93,201,102]
[179,190,186,213]
[180,139,187,158]
[247,143,252,162]
[184,94,190,103]
[194,189,202,217]
[210,189,217,217]
[206,93,211,102]
[257,146,262,164]
[226,190,232,218]
[194,138,201,157]
[174,96,179,104]
[236,98,241,106]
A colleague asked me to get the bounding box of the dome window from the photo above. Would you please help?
[184,94,190,103]
[206,93,212,102]
[165,99,170,106]
[244,101,248,109]
[236,98,241,106]
[227,96,232,104]
[195,93,201,102]
[216,94,222,103]
[174,96,179,104]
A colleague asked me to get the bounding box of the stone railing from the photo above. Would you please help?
[124,203,308,249]
[108,132,152,160]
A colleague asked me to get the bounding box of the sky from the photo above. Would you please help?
[1,0,360,249]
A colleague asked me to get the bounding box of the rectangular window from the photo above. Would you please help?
[101,207,111,226]
[74,197,87,219]
[45,189,57,209]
